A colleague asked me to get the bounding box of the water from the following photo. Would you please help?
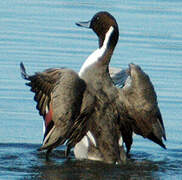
[0,0,182,179]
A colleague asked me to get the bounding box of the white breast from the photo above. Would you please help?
[74,131,97,160]
[79,26,114,76]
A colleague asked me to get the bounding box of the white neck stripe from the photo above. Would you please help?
[103,26,114,49]
[79,26,114,76]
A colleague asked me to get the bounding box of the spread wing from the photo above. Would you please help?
[20,62,88,155]
[111,64,166,153]
[109,67,128,88]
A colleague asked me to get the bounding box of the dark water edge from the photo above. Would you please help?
[0,143,182,180]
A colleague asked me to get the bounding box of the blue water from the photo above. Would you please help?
[0,0,182,179]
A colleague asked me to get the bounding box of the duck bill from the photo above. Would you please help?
[75,20,91,28]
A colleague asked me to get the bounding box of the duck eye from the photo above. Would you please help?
[96,16,100,21]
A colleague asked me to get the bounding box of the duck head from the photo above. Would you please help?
[76,11,119,48]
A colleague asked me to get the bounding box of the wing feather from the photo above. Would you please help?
[20,62,89,155]
[114,64,166,151]
[20,62,63,117]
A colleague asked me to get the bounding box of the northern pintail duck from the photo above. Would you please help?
[20,11,166,164]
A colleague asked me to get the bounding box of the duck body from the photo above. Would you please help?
[20,11,166,164]
[74,13,127,163]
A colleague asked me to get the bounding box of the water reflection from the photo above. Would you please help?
[31,156,159,180]
[0,143,182,179]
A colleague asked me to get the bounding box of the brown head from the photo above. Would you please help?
[76,11,119,48]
